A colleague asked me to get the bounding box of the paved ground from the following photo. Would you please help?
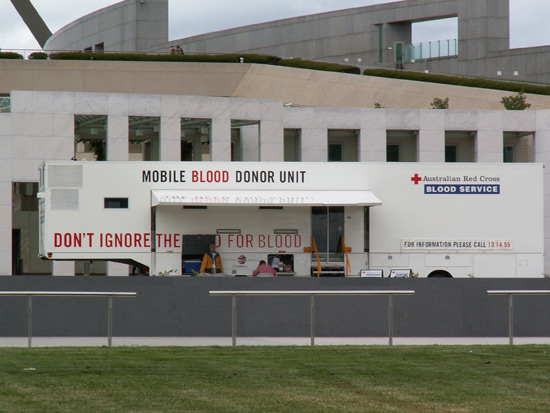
[2,336,550,347]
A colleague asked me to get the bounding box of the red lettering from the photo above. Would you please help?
[115,233,123,247]
[285,235,292,248]
[246,234,253,248]
[227,234,234,248]
[258,234,265,248]
[215,234,221,248]
[86,233,94,247]
[135,233,142,248]
[275,234,282,248]
[163,233,172,248]
[54,233,62,247]
[105,233,113,248]
[125,233,132,248]
[174,234,181,249]
[191,170,229,183]
[144,233,151,248]
[295,235,301,248]
[236,234,244,248]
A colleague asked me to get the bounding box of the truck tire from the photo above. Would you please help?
[427,270,453,278]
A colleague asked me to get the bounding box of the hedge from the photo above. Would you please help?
[48,52,282,65]
[279,59,360,74]
[363,68,550,96]
[46,52,361,75]
[0,52,24,59]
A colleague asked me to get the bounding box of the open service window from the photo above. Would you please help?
[268,254,294,274]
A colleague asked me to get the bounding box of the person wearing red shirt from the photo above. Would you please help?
[252,260,277,277]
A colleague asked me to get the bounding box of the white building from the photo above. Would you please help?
[2,66,550,275]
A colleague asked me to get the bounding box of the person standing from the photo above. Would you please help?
[200,244,224,274]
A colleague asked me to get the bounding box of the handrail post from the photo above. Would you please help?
[310,294,315,346]
[108,296,113,347]
[27,295,32,348]
[232,294,237,347]
[508,294,514,345]
[388,294,393,346]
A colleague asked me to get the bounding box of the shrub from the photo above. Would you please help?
[28,52,48,60]
[501,91,531,110]
[364,68,550,96]
[430,97,449,109]
[0,52,24,59]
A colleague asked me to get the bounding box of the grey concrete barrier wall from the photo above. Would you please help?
[0,277,550,338]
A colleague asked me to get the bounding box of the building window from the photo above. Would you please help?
[181,118,211,161]
[328,144,343,162]
[284,129,301,161]
[503,146,514,163]
[378,24,384,63]
[328,129,359,162]
[387,130,417,162]
[231,120,260,161]
[387,145,400,162]
[12,183,51,275]
[445,131,475,162]
[0,94,10,113]
[503,132,534,163]
[104,198,129,209]
[445,145,457,162]
[129,116,160,161]
[74,115,107,161]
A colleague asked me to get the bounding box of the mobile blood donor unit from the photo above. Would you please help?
[38,161,543,278]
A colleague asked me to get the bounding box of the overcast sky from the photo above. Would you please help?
[0,0,548,51]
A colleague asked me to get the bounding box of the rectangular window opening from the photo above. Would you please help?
[104,198,128,209]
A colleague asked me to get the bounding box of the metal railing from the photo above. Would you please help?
[210,290,415,346]
[0,291,136,347]
[487,290,550,345]
[404,39,458,62]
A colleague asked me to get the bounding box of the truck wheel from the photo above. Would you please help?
[427,270,453,278]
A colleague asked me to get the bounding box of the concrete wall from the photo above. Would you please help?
[40,0,550,83]
[4,61,550,111]
[44,0,168,53]
[0,277,550,338]
[3,90,550,275]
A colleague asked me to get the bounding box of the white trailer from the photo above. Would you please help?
[38,161,543,278]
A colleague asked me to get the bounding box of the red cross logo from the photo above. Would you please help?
[411,173,422,185]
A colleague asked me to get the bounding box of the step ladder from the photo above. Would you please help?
[311,262,346,277]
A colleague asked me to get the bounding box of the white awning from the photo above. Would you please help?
[151,190,381,207]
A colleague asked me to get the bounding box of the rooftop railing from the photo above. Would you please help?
[405,39,458,63]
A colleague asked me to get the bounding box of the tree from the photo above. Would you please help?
[501,91,531,110]
[430,97,449,109]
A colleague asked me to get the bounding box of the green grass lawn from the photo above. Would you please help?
[0,346,549,412]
